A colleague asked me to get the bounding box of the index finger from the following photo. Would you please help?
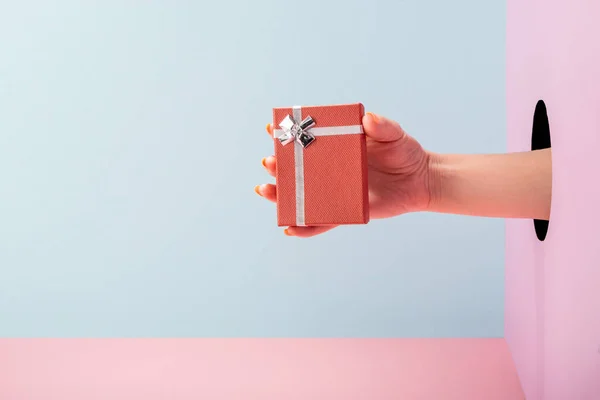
[266,123,273,137]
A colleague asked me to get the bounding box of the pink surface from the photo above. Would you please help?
[506,0,600,399]
[0,339,523,399]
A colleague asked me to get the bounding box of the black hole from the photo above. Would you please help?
[531,100,551,241]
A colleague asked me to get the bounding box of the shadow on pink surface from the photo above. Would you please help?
[0,339,524,399]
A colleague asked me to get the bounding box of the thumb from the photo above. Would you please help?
[363,112,406,142]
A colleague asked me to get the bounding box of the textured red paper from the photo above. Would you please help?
[272,103,369,227]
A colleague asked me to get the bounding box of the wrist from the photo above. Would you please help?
[425,152,454,213]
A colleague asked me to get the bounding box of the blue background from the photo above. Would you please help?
[0,1,505,337]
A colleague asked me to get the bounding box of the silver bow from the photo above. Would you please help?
[277,114,316,148]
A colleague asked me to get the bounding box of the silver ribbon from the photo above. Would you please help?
[277,112,317,149]
[273,105,364,227]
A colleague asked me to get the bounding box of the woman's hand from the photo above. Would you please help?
[255,111,552,238]
[255,113,433,237]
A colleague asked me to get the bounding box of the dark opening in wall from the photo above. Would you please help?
[531,100,551,241]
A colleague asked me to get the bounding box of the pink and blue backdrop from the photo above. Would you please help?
[1,0,598,398]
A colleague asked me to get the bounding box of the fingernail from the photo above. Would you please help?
[284,228,292,236]
[366,112,380,122]
[254,185,262,196]
[261,157,267,167]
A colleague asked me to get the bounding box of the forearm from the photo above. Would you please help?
[426,149,552,220]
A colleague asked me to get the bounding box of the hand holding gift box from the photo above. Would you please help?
[256,108,553,238]
[256,106,434,237]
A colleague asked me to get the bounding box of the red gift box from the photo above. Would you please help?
[272,103,370,227]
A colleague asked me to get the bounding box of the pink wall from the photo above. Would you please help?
[505,0,600,399]
[0,339,523,399]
